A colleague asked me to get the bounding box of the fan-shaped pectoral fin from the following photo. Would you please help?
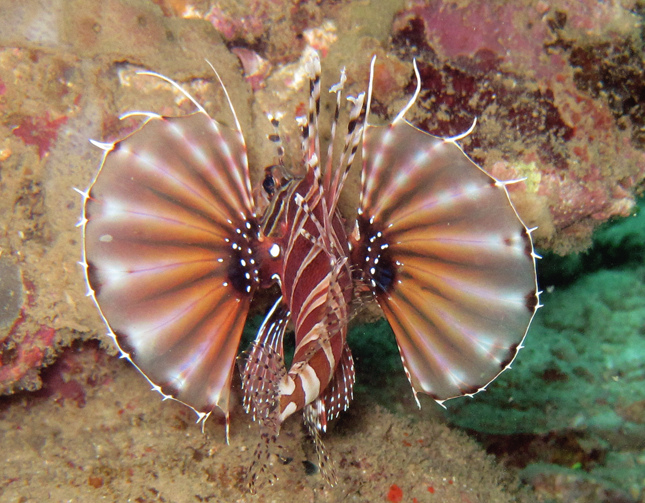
[354,119,539,403]
[83,111,261,427]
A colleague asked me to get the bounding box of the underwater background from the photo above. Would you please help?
[0,0,643,501]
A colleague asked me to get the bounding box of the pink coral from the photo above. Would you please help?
[205,4,265,41]
[231,47,272,91]
[0,325,56,390]
[12,112,68,159]
[395,0,550,74]
[392,0,645,252]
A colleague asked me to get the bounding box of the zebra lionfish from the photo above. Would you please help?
[78,50,540,486]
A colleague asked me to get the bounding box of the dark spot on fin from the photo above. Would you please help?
[86,262,102,297]
[227,247,249,294]
[262,174,276,197]
[525,291,539,312]
[355,215,397,296]
[522,227,534,257]
[226,219,259,296]
[347,117,357,134]
[113,328,136,360]
[372,249,396,294]
[499,343,519,370]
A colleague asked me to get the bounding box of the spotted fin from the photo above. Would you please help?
[303,399,337,485]
[353,118,540,404]
[319,342,354,425]
[301,49,322,180]
[81,107,259,420]
[240,297,290,421]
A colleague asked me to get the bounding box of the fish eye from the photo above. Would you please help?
[262,165,282,198]
[262,173,276,196]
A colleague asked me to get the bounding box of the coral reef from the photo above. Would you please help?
[445,197,645,502]
[388,0,644,254]
[0,0,643,500]
[0,346,532,503]
[0,0,247,396]
[351,198,645,502]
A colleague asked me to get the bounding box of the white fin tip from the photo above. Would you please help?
[119,111,162,121]
[499,177,527,186]
[205,59,242,134]
[445,117,477,143]
[137,70,207,115]
[393,57,422,125]
[89,139,114,151]
[329,67,347,93]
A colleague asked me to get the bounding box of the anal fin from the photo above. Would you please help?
[320,342,355,424]
[303,400,337,486]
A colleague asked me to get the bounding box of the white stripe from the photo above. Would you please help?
[278,401,297,422]
[299,364,321,405]
[295,272,331,329]
[278,374,296,395]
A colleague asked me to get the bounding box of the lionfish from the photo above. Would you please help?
[78,50,540,486]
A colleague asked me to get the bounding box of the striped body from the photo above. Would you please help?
[271,170,352,421]
[79,50,540,489]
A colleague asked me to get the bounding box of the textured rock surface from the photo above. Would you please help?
[1,0,643,395]
[388,0,645,254]
[0,0,246,396]
[0,0,643,500]
[445,198,645,502]
[0,344,532,503]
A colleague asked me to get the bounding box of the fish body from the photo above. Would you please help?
[79,50,539,486]
[239,59,362,482]
[271,171,353,422]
